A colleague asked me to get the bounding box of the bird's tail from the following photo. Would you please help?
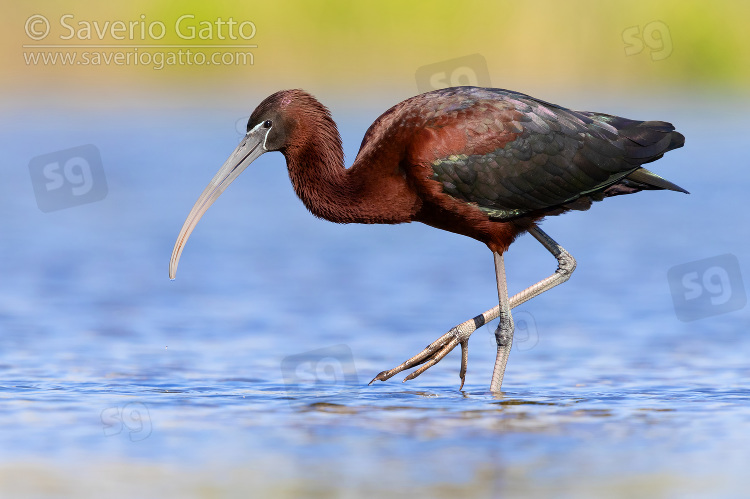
[619,120,686,193]
[620,120,685,164]
[581,112,685,163]
[624,167,689,194]
[581,114,688,195]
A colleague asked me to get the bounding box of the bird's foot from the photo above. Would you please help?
[369,322,474,390]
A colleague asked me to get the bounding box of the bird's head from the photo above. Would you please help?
[168,89,334,279]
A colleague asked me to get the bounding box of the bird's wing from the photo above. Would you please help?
[407,87,681,220]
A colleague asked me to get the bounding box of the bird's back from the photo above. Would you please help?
[356,87,686,221]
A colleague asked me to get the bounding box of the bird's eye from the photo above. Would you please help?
[262,120,272,128]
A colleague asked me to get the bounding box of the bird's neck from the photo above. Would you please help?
[282,109,417,225]
[283,134,365,223]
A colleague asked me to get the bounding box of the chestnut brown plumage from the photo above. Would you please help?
[170,86,686,392]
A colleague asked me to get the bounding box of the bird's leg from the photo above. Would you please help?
[490,252,513,392]
[488,226,578,390]
[369,226,575,389]
[516,226,577,305]
[463,226,578,323]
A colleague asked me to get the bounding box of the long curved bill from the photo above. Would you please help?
[169,125,269,279]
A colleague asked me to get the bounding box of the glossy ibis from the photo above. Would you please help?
[170,86,686,392]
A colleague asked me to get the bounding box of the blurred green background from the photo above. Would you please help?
[4,0,749,112]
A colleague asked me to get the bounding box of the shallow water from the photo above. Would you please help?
[1,102,748,498]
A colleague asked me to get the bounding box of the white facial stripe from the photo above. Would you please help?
[246,121,272,151]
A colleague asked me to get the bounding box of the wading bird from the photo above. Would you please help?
[169,87,686,392]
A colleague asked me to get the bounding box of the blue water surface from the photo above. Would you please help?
[0,97,748,498]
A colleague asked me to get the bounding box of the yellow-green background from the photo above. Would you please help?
[4,0,749,111]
